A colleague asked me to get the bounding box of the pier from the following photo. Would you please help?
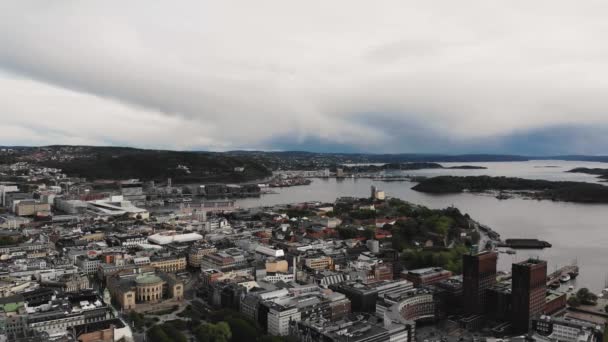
[547,263,579,288]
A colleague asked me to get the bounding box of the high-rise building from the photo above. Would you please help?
[462,251,497,315]
[511,259,547,333]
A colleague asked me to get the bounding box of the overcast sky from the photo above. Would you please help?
[2,1,608,154]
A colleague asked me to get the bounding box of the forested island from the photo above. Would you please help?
[342,162,487,173]
[412,175,608,203]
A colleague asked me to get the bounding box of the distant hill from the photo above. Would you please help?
[3,145,608,180]
[3,145,271,183]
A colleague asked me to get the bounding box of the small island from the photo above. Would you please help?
[411,175,608,203]
[566,167,608,180]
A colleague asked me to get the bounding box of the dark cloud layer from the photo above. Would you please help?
[1,1,608,154]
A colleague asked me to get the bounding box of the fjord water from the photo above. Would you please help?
[237,161,608,291]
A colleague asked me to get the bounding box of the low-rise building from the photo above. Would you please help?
[403,267,453,287]
[532,316,602,342]
[75,255,102,275]
[188,244,218,268]
[303,255,333,271]
[150,255,187,273]
[14,201,51,217]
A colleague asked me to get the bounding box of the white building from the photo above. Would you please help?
[147,232,203,245]
[0,185,19,207]
[254,245,285,258]
[263,273,295,284]
[87,196,149,219]
[267,306,300,336]
[75,255,101,275]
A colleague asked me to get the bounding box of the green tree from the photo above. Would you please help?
[575,288,598,305]
[226,318,260,341]
[128,311,145,331]
[195,322,232,342]
[567,296,581,307]
[147,325,171,342]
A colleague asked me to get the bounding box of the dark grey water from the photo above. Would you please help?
[236,161,608,292]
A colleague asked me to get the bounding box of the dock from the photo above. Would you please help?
[547,264,579,288]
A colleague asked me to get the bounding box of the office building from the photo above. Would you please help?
[511,259,547,333]
[462,251,497,315]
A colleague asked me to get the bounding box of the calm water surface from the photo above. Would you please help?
[236,161,608,291]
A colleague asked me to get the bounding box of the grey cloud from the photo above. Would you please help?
[1,1,608,153]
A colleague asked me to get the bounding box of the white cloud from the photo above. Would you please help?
[1,1,608,152]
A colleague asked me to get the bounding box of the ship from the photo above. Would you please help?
[498,239,552,249]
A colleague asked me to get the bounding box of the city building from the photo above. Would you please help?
[331,279,414,313]
[303,255,333,271]
[200,248,250,272]
[149,255,187,273]
[532,316,602,342]
[462,251,497,315]
[147,231,203,245]
[376,288,441,326]
[14,201,51,217]
[75,255,102,275]
[113,234,147,247]
[106,271,184,311]
[511,259,547,333]
[188,244,218,267]
[87,196,149,219]
[290,313,412,342]
[403,267,453,287]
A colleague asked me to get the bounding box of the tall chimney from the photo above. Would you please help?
[293,255,298,282]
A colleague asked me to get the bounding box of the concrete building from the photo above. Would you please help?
[511,259,547,333]
[114,234,147,247]
[54,199,87,215]
[532,316,601,342]
[263,273,295,283]
[200,248,249,272]
[403,267,453,287]
[290,313,412,342]
[147,231,203,245]
[75,255,102,276]
[14,201,51,217]
[87,196,149,219]
[106,271,184,311]
[331,279,414,313]
[268,305,300,336]
[120,181,146,205]
[149,255,187,273]
[188,244,218,268]
[0,185,19,207]
[462,251,497,315]
[303,255,333,271]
